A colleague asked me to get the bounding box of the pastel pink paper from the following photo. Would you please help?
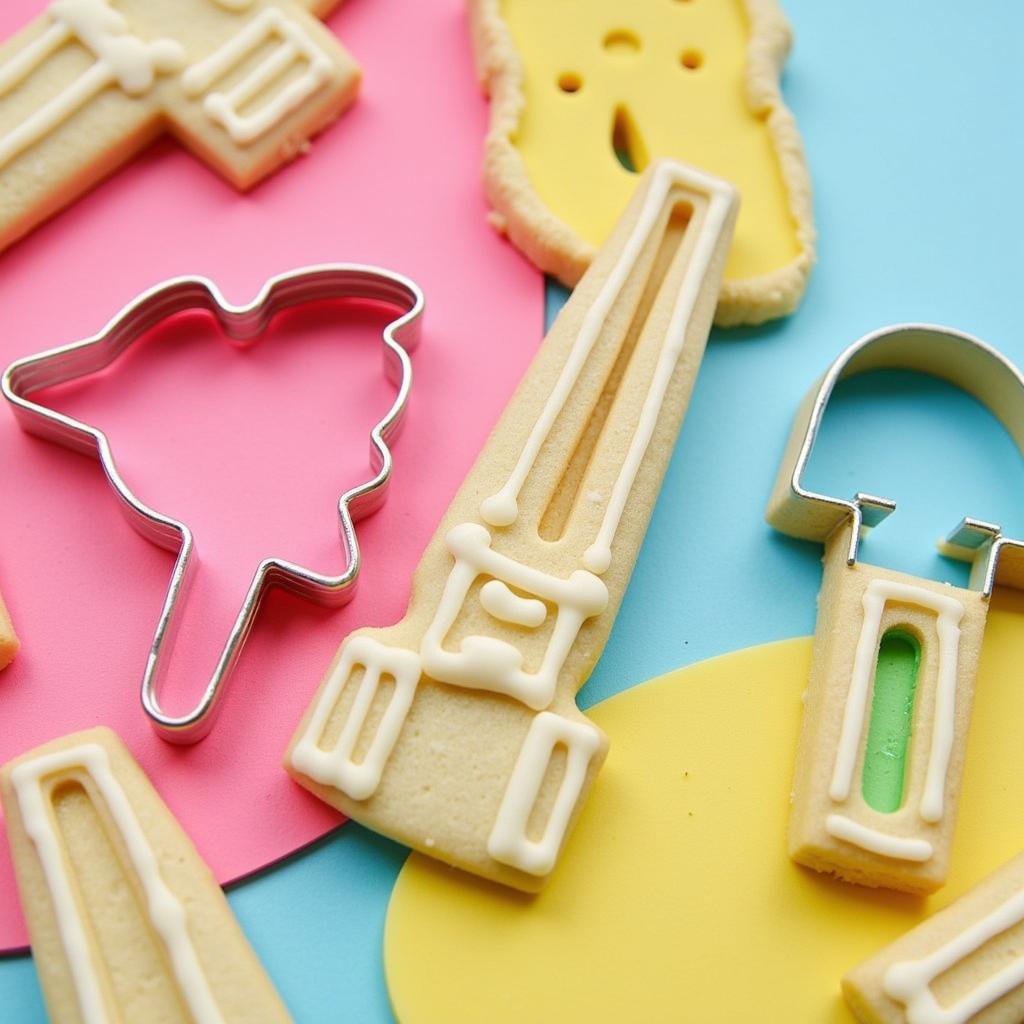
[0,0,542,949]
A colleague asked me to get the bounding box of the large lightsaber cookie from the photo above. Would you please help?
[288,159,738,890]
[0,0,359,253]
[768,325,1024,894]
[843,852,1024,1023]
[1,727,291,1022]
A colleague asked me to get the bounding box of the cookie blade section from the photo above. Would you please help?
[1,727,292,1024]
[287,160,738,891]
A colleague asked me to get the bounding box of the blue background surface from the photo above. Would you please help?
[3,0,1024,1019]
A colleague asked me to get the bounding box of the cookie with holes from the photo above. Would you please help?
[469,0,814,326]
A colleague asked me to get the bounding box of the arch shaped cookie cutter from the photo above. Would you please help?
[767,322,1024,594]
[766,322,1024,894]
[2,264,423,744]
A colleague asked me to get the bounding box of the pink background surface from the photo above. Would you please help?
[0,0,542,949]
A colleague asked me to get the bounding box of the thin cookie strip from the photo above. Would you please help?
[0,586,17,669]
[468,0,814,326]
[288,159,738,891]
[844,851,1024,1023]
[0,0,359,254]
[1,727,291,1023]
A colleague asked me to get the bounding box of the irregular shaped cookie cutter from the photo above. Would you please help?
[2,265,423,744]
[768,322,1024,590]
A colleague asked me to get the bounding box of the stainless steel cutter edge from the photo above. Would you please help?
[766,322,1024,597]
[2,264,424,743]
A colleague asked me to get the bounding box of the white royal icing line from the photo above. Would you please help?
[290,636,421,801]
[181,7,333,145]
[420,522,608,710]
[478,160,734,579]
[829,579,964,825]
[479,579,547,628]
[0,0,184,170]
[825,814,933,863]
[487,712,602,876]
[11,743,224,1024]
[883,887,1024,1024]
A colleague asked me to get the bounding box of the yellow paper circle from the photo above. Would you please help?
[385,592,1024,1022]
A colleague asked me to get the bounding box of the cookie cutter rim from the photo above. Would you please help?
[766,322,1024,597]
[2,263,424,744]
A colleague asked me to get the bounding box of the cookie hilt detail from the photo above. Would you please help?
[767,324,1024,893]
[288,159,739,890]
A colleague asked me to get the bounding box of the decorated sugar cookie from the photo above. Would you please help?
[767,325,1024,894]
[844,851,1024,1023]
[468,0,814,325]
[1,727,291,1022]
[0,0,359,253]
[287,159,738,890]
[0,585,16,669]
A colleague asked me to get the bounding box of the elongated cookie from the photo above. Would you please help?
[287,158,738,891]
[1,727,291,1023]
[0,0,359,253]
[0,585,16,669]
[469,0,813,326]
[844,851,1024,1023]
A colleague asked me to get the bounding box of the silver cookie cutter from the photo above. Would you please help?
[3,264,424,744]
[766,322,1024,594]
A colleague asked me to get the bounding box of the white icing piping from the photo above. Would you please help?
[181,7,333,146]
[290,636,421,801]
[829,579,964,826]
[883,887,1024,1024]
[419,522,608,710]
[825,814,933,863]
[479,579,547,628]
[479,161,734,578]
[487,712,601,876]
[11,743,224,1024]
[0,0,184,171]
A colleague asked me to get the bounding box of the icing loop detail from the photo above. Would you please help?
[830,579,964,825]
[11,744,224,1024]
[181,8,334,145]
[825,814,933,863]
[488,712,602,876]
[420,522,608,710]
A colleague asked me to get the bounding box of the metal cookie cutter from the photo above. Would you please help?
[767,323,1024,894]
[3,264,423,744]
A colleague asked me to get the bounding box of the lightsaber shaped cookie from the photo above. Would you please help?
[767,325,1024,894]
[843,851,1024,1023]
[468,0,813,325]
[0,0,359,253]
[1,727,291,1023]
[288,159,738,890]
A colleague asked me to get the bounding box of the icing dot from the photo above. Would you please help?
[480,493,518,527]
[583,544,611,574]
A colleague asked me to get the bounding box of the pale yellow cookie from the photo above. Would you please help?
[0,585,17,670]
[468,0,814,326]
[1,727,291,1023]
[787,521,986,894]
[0,0,359,253]
[844,851,1024,1023]
[286,158,738,891]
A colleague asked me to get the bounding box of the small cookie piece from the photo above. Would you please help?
[1,727,291,1023]
[786,521,986,894]
[287,159,738,891]
[843,851,1024,1023]
[0,585,17,669]
[0,0,359,254]
[468,0,814,325]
